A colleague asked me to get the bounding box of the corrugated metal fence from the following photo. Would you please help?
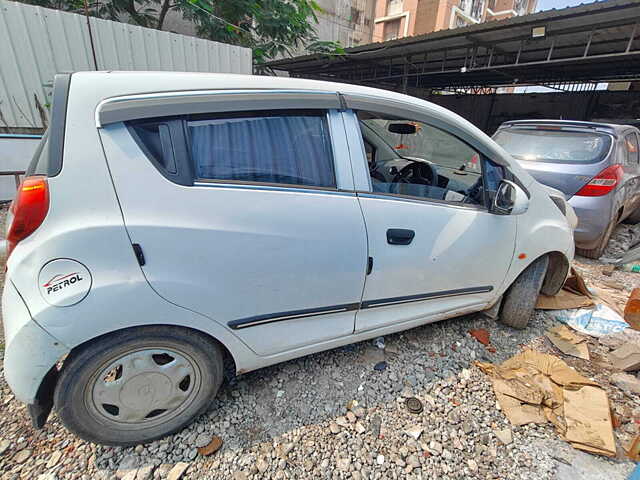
[0,0,252,130]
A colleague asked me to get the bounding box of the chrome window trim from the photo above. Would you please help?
[193,180,357,197]
[357,191,488,211]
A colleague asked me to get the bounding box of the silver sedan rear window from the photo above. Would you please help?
[493,129,612,164]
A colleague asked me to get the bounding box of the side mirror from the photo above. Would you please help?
[490,180,529,215]
[388,123,417,135]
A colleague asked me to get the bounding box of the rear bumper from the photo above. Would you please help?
[568,193,614,249]
[2,281,68,404]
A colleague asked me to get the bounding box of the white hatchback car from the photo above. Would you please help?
[3,72,575,446]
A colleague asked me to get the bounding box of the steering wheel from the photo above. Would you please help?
[392,162,437,186]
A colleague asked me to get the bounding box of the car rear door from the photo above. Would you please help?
[341,99,516,334]
[97,91,368,356]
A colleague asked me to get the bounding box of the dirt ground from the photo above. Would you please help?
[0,213,639,479]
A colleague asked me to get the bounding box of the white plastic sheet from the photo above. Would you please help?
[552,304,629,337]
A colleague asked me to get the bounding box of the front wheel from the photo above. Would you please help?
[500,255,549,329]
[54,326,223,446]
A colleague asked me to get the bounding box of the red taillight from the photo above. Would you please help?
[575,164,623,197]
[6,176,49,259]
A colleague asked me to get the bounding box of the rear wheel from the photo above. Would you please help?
[623,208,640,225]
[500,255,549,329]
[54,326,223,446]
[575,218,615,259]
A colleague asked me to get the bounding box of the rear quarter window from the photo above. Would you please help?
[625,133,639,164]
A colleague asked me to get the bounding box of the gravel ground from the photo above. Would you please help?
[0,215,638,480]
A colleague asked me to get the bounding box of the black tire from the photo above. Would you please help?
[500,255,549,329]
[54,326,223,446]
[575,219,615,259]
[623,208,640,225]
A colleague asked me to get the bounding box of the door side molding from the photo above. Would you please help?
[361,286,493,309]
[228,303,360,330]
[227,286,493,330]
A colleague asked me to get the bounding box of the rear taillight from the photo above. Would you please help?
[6,176,49,259]
[575,164,623,197]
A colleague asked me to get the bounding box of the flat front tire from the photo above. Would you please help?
[500,255,549,329]
[54,326,223,446]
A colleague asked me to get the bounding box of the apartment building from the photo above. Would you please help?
[373,0,537,42]
[315,0,377,48]
[164,0,377,53]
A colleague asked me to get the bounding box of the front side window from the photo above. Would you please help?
[358,111,485,205]
[188,112,336,188]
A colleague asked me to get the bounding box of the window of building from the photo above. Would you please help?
[387,0,404,16]
[384,19,401,41]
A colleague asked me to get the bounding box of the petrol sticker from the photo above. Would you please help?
[38,259,92,307]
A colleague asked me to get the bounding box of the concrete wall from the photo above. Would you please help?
[426,90,640,134]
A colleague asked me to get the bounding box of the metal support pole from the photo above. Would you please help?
[83,0,98,70]
[583,30,594,57]
[626,23,638,53]
[515,40,523,64]
[547,38,555,61]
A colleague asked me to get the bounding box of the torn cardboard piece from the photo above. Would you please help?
[609,343,640,371]
[537,289,595,310]
[545,325,589,360]
[564,386,615,457]
[537,268,595,310]
[477,349,615,457]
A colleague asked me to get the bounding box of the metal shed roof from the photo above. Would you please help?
[267,0,640,90]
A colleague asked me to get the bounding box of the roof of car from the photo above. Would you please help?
[74,70,399,101]
[498,119,636,135]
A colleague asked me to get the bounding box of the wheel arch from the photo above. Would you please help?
[540,250,570,296]
[33,324,239,428]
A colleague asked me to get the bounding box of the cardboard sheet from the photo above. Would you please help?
[545,325,590,360]
[609,343,640,371]
[536,268,596,310]
[564,386,615,457]
[537,290,595,310]
[477,349,615,457]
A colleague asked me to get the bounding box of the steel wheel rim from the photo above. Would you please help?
[85,346,202,430]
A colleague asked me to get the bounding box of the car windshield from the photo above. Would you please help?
[493,128,612,164]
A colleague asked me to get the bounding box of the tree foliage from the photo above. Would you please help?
[20,0,343,63]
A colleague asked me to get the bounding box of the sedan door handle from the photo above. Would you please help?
[387,228,415,245]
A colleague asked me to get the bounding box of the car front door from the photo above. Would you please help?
[98,94,368,356]
[341,105,517,334]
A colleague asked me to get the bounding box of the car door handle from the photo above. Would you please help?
[387,228,415,245]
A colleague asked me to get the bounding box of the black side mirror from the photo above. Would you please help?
[388,123,417,135]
